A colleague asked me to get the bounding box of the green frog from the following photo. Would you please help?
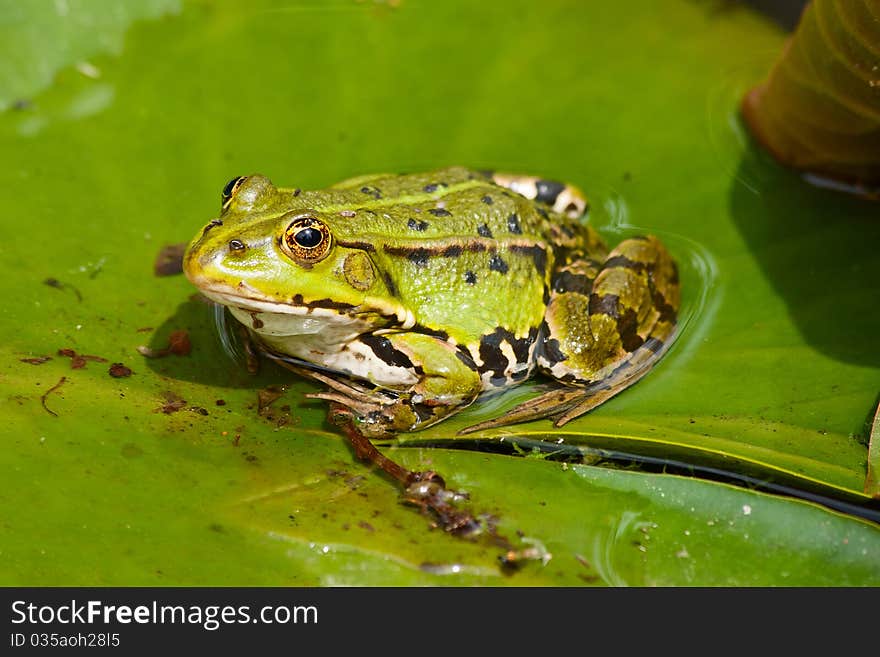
[183,166,679,439]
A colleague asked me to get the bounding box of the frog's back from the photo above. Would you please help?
[291,167,603,351]
[296,166,587,246]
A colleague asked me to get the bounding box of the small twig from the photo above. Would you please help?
[332,408,413,485]
[328,403,528,562]
[40,376,67,416]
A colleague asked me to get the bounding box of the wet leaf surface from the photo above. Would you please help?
[1,0,878,585]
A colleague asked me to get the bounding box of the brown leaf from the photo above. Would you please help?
[741,0,880,194]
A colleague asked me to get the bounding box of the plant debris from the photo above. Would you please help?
[156,391,187,414]
[40,376,67,416]
[137,329,191,358]
[154,243,187,277]
[257,385,288,412]
[108,363,133,378]
[57,348,107,369]
[43,277,82,302]
[153,391,208,416]
[257,385,293,427]
[20,356,52,365]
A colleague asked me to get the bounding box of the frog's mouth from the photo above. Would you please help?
[199,287,355,317]
[197,287,370,345]
[195,283,414,343]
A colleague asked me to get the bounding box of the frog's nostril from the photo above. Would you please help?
[228,239,246,252]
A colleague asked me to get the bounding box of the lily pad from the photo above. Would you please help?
[1,0,878,586]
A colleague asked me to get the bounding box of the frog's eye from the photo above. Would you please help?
[221,176,248,209]
[282,215,332,263]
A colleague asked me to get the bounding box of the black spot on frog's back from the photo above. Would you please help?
[407,218,429,231]
[507,213,522,235]
[407,249,431,268]
[489,255,509,274]
[360,185,382,199]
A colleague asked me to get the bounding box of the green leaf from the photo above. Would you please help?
[1,0,878,586]
[0,0,181,111]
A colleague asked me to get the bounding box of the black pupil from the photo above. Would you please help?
[295,227,322,248]
[222,176,245,203]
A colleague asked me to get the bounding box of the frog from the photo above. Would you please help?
[183,166,680,440]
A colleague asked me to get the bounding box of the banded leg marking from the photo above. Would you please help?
[461,235,680,433]
[489,172,589,218]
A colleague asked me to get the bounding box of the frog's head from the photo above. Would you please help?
[183,175,407,342]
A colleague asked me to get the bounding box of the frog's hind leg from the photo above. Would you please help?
[460,235,679,434]
[488,172,589,218]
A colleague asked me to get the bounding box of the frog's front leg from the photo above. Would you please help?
[309,332,483,439]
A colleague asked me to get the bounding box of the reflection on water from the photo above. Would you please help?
[589,510,647,587]
[15,82,116,138]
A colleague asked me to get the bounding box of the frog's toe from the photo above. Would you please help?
[458,360,657,434]
[308,390,387,418]
[458,388,586,434]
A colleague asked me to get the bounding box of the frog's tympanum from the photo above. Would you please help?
[184,167,680,439]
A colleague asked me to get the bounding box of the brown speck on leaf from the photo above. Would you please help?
[154,243,187,276]
[109,363,133,378]
[357,521,375,532]
[138,329,191,358]
[20,356,52,365]
[156,391,187,414]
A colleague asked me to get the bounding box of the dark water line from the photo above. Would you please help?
[395,438,880,526]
